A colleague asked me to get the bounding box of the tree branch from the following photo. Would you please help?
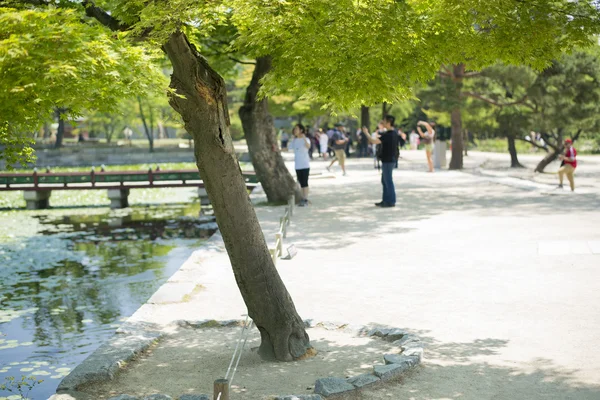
[438,71,452,78]
[79,0,152,39]
[202,43,256,65]
[441,64,453,77]
[463,71,482,78]
[81,0,128,32]
[516,137,549,152]
[540,131,558,151]
[463,91,528,107]
[230,57,256,65]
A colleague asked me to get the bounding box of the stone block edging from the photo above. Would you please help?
[56,329,162,392]
[55,229,228,396]
[60,320,423,399]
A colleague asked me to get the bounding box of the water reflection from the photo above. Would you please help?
[0,203,216,399]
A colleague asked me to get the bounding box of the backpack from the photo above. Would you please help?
[329,130,343,149]
[327,130,336,148]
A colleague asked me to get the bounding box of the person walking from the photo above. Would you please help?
[327,123,349,175]
[372,121,385,170]
[558,138,577,191]
[357,126,370,158]
[289,123,311,206]
[409,130,419,150]
[362,115,399,207]
[307,130,315,159]
[318,128,329,160]
[280,129,290,150]
[344,125,353,158]
[417,120,435,172]
[395,129,407,168]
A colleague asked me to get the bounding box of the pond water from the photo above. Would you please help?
[0,189,215,400]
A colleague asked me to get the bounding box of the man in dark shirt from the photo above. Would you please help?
[363,115,398,207]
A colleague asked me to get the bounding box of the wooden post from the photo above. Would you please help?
[213,378,229,400]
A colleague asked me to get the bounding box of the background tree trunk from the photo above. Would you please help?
[43,123,51,139]
[381,102,389,120]
[535,148,561,172]
[449,109,463,169]
[449,64,465,170]
[54,107,66,149]
[164,32,310,361]
[137,96,154,153]
[239,56,300,203]
[361,106,370,131]
[507,134,524,168]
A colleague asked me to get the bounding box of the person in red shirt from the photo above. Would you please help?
[558,139,577,191]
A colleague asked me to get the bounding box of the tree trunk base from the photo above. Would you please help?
[535,149,561,173]
[257,322,311,361]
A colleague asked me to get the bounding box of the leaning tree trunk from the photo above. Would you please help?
[507,134,524,168]
[164,32,310,361]
[535,148,561,173]
[239,56,300,203]
[449,64,465,170]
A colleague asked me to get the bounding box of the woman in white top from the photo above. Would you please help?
[318,128,329,160]
[289,123,311,206]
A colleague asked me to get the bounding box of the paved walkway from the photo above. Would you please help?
[97,150,600,399]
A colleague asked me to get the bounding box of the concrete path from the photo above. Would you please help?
[90,150,600,399]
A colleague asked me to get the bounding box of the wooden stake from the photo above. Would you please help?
[214,378,229,400]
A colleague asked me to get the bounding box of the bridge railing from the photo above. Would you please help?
[0,168,257,190]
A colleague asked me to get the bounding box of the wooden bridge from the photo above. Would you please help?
[0,168,258,209]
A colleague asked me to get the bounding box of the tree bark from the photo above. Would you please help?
[507,134,524,168]
[239,56,300,203]
[449,64,465,170]
[163,32,310,361]
[361,106,370,130]
[535,148,561,173]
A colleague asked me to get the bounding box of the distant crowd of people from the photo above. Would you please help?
[285,119,579,207]
[284,115,439,207]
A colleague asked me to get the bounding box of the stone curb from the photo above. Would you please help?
[94,321,424,399]
[57,319,422,399]
[56,229,228,395]
[56,329,162,392]
[274,322,425,399]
